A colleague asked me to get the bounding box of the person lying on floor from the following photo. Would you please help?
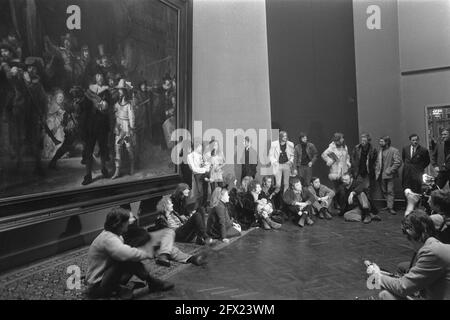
[207,187,241,243]
[85,207,174,299]
[335,173,380,224]
[150,195,212,245]
[367,210,450,300]
[283,176,315,227]
[307,177,334,220]
[122,208,207,268]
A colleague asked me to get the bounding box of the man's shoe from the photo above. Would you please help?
[261,219,271,230]
[156,254,171,267]
[363,216,372,224]
[188,252,208,266]
[318,211,325,219]
[82,174,93,186]
[306,217,314,226]
[370,213,381,221]
[298,215,306,227]
[324,211,333,220]
[101,168,109,178]
[147,277,174,293]
[389,209,397,215]
[266,217,282,229]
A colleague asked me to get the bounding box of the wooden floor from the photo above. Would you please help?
[141,211,412,300]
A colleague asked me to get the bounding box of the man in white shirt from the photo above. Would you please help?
[187,140,209,206]
[85,207,174,299]
[268,131,295,195]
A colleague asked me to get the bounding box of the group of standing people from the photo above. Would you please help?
[1,31,176,186]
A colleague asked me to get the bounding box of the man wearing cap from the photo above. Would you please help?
[111,79,135,179]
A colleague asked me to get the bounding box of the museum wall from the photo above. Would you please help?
[265,0,359,184]
[398,0,450,150]
[191,0,273,180]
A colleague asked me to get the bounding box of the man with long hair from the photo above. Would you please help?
[85,207,173,299]
[375,136,402,214]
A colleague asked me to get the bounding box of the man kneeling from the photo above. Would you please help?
[85,207,174,299]
[336,173,379,224]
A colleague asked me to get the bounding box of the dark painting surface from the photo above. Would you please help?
[0,0,179,199]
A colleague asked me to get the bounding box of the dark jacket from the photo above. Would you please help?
[351,143,378,179]
[402,145,430,171]
[402,144,430,182]
[283,188,315,206]
[241,146,257,179]
[147,210,184,232]
[294,142,318,168]
[207,201,234,239]
[431,141,450,171]
[123,223,151,248]
[335,177,368,214]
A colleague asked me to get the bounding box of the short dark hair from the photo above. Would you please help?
[104,207,130,234]
[289,176,301,188]
[299,132,307,142]
[431,190,450,216]
[310,177,320,184]
[248,180,261,192]
[401,210,436,243]
[244,136,250,142]
[380,135,391,147]
[409,134,419,140]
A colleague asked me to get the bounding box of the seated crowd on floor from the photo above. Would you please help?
[86,129,450,300]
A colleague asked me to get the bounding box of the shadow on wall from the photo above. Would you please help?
[57,215,83,253]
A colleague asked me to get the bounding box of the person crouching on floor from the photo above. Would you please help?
[308,177,334,220]
[121,206,207,268]
[207,187,241,243]
[335,173,380,224]
[85,207,174,299]
[283,177,315,227]
[151,195,213,246]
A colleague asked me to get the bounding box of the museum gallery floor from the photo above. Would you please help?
[0,212,412,300]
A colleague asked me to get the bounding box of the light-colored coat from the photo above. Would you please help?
[321,142,351,181]
[268,140,295,175]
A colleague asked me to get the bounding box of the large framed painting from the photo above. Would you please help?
[0,0,192,223]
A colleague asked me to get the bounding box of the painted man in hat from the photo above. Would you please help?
[79,73,111,184]
[111,79,136,179]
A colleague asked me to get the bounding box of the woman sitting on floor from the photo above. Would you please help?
[85,207,174,299]
[121,206,207,268]
[207,187,241,243]
[150,195,212,245]
[171,183,192,216]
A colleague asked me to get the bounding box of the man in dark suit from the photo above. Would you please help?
[431,128,450,189]
[241,136,257,181]
[402,134,430,194]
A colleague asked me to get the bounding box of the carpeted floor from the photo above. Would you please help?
[0,228,255,300]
